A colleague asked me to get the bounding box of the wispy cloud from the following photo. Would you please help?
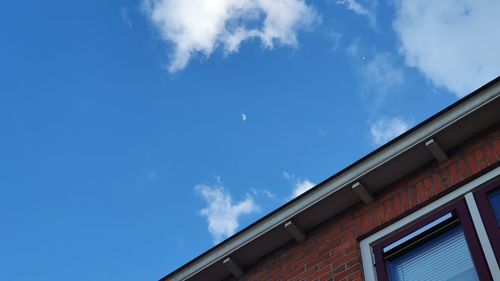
[146,170,158,180]
[327,31,342,51]
[363,53,404,94]
[347,42,405,111]
[393,0,500,96]
[345,39,363,59]
[370,117,410,146]
[336,0,376,26]
[250,187,275,199]
[143,0,319,73]
[317,129,328,136]
[121,7,133,27]
[283,172,316,199]
[346,41,359,57]
[195,183,259,243]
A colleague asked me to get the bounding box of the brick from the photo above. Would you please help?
[483,144,498,164]
[457,158,471,180]
[369,212,379,231]
[493,140,500,158]
[439,168,452,189]
[237,125,500,281]
[424,177,435,198]
[408,186,418,208]
[449,164,460,185]
[415,182,426,203]
[378,205,386,225]
[474,149,489,170]
[384,200,395,222]
[362,213,371,235]
[354,217,363,238]
[400,191,410,213]
[393,194,402,216]
[433,174,444,194]
[466,153,480,175]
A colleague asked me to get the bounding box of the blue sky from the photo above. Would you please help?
[1,0,499,280]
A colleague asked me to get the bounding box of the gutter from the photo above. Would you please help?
[161,76,500,281]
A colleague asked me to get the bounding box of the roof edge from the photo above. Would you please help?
[161,76,500,281]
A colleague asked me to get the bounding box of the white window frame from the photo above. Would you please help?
[360,166,500,281]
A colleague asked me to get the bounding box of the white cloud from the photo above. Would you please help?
[363,53,404,93]
[143,0,319,73]
[283,172,316,199]
[195,184,259,243]
[336,0,376,26]
[291,179,315,198]
[393,0,500,96]
[370,117,410,145]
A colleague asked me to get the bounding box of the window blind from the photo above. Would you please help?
[386,225,479,281]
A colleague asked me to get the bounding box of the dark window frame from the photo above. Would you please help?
[474,179,500,262]
[372,199,492,281]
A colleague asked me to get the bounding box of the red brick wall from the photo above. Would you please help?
[240,124,500,281]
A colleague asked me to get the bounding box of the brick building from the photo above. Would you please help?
[161,77,500,281]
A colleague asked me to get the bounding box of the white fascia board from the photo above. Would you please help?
[165,83,500,281]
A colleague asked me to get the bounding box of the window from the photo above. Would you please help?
[372,200,492,281]
[474,180,500,262]
[360,169,500,281]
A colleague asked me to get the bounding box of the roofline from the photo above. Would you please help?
[161,76,500,281]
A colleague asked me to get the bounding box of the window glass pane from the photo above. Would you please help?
[387,225,479,281]
[488,189,500,225]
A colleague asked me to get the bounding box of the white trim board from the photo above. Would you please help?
[360,166,500,281]
[164,82,500,281]
[465,193,500,280]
